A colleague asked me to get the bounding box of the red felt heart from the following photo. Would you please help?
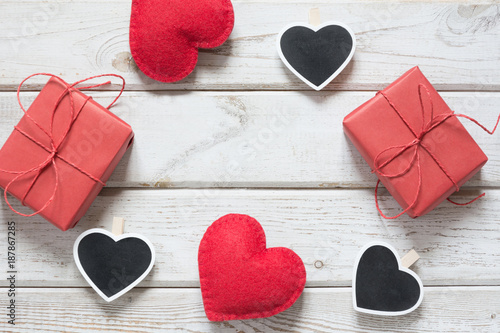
[129,0,234,83]
[198,214,306,321]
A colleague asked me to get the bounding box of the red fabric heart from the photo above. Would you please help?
[198,214,306,321]
[129,0,234,83]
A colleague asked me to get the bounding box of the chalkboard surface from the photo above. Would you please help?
[73,229,155,302]
[352,242,423,316]
[277,22,356,90]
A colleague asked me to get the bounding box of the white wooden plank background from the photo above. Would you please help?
[0,91,499,188]
[0,2,499,90]
[1,188,500,288]
[0,0,499,332]
[2,287,498,332]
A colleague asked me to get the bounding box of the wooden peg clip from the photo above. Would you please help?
[112,217,125,236]
[401,249,420,268]
[309,8,321,26]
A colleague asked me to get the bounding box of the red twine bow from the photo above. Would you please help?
[0,73,125,217]
[373,83,500,219]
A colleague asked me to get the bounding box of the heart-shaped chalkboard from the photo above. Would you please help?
[352,242,423,316]
[277,22,356,90]
[73,229,155,302]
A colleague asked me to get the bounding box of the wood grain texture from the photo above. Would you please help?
[0,91,498,188]
[0,2,499,90]
[1,188,499,288]
[2,287,498,332]
[0,1,499,332]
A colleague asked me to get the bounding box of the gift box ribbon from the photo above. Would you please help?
[0,73,125,217]
[373,83,500,219]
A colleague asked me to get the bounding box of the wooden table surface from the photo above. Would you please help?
[1,1,499,332]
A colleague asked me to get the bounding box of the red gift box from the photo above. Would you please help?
[0,74,134,230]
[343,67,492,218]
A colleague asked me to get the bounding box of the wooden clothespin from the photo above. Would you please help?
[309,8,321,26]
[401,249,420,268]
[112,217,125,236]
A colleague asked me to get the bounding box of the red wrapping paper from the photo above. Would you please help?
[0,76,134,230]
[343,67,488,218]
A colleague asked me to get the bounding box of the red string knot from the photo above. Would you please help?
[372,83,498,219]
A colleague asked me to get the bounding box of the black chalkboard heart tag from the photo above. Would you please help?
[73,228,155,302]
[352,242,423,316]
[277,21,356,90]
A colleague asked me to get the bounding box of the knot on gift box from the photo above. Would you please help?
[373,83,500,219]
[0,73,126,217]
